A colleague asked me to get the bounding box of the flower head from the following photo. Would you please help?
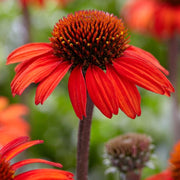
[105,133,152,173]
[7,10,174,119]
[0,136,74,180]
[0,96,29,146]
[122,0,180,39]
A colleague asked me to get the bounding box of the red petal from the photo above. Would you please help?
[35,61,71,105]
[114,56,174,95]
[0,136,29,156]
[106,65,141,119]
[124,45,169,75]
[2,140,43,161]
[85,65,118,118]
[68,66,87,119]
[7,43,53,64]
[14,169,74,180]
[15,58,37,73]
[12,159,63,171]
[11,55,61,96]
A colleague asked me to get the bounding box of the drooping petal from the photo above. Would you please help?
[7,43,53,64]
[0,136,29,156]
[11,55,61,96]
[107,65,141,118]
[2,140,43,161]
[12,159,63,171]
[14,169,74,180]
[35,61,71,105]
[113,56,174,95]
[124,45,169,75]
[68,66,87,119]
[14,58,37,73]
[85,65,118,118]
[14,53,63,74]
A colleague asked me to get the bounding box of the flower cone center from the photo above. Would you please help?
[50,10,128,70]
[106,133,152,173]
[0,157,14,180]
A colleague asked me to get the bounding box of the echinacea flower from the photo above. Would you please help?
[0,136,74,180]
[7,10,174,120]
[122,0,180,39]
[105,133,152,173]
[0,96,29,146]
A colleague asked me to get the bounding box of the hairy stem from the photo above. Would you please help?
[22,5,31,43]
[20,5,32,105]
[125,170,141,180]
[76,93,94,180]
[168,36,180,143]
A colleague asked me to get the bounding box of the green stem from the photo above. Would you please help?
[76,93,94,180]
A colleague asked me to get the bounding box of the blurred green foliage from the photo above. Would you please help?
[0,0,174,179]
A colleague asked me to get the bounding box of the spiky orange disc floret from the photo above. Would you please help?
[50,10,128,71]
[0,156,14,180]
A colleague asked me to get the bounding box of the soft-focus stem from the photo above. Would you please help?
[21,5,31,105]
[76,93,94,180]
[125,170,141,180]
[168,35,180,143]
[22,5,31,43]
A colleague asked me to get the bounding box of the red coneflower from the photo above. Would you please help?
[0,136,74,180]
[7,10,174,120]
[122,0,180,39]
[0,96,29,146]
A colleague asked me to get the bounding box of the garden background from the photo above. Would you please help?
[0,0,176,179]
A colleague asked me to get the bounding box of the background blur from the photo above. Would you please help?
[0,0,174,179]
